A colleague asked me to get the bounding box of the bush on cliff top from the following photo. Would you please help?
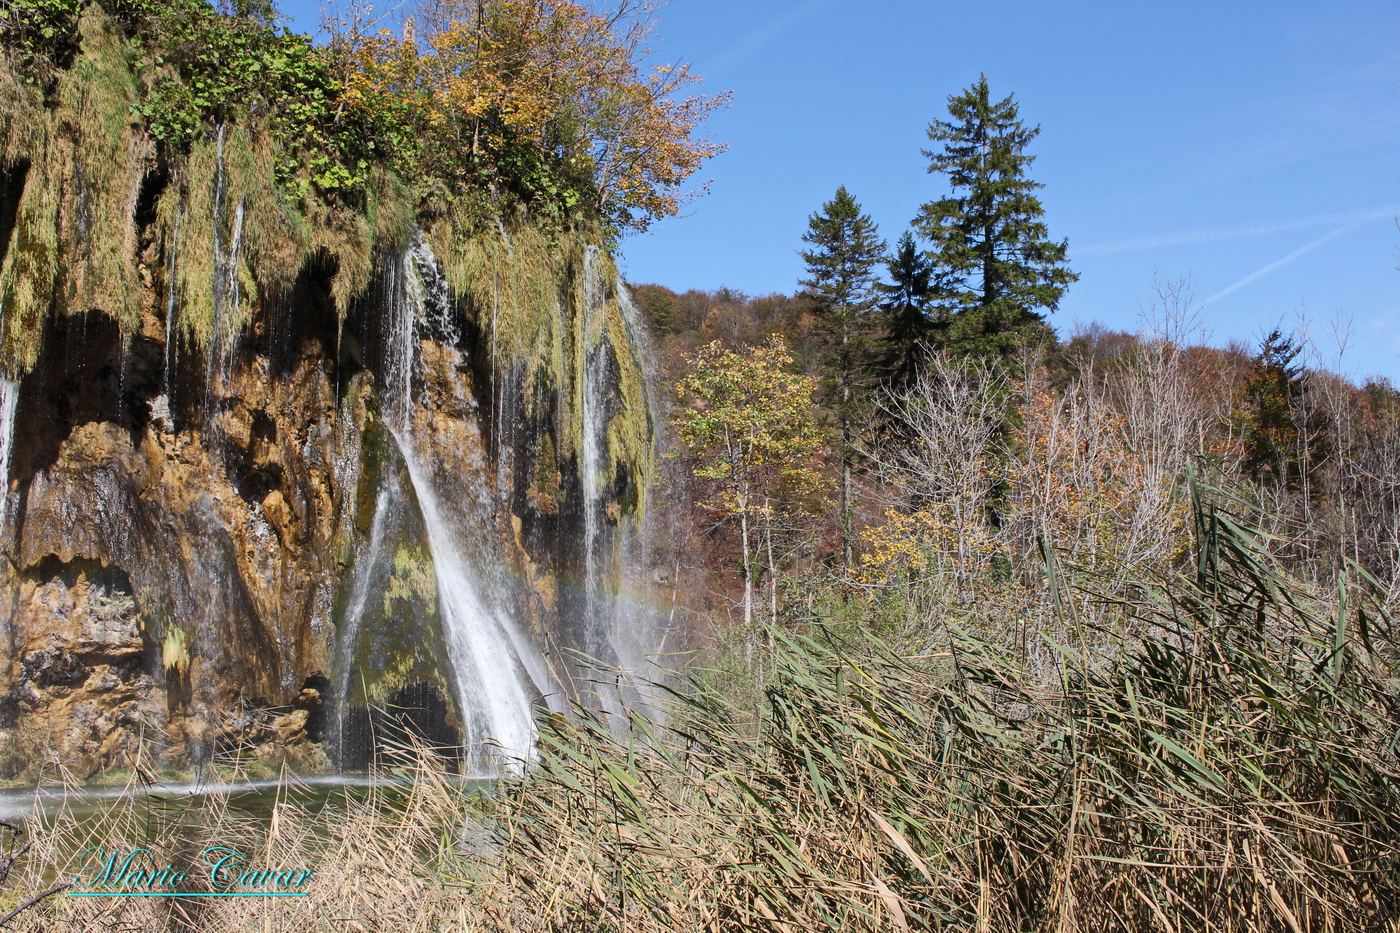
[0,0,724,377]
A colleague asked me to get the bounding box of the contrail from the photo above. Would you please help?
[1078,206,1397,256]
[1202,208,1398,306]
[708,0,838,75]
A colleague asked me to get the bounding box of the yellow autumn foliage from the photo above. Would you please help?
[339,0,729,232]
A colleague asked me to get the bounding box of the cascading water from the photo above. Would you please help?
[391,450,538,769]
[367,228,548,771]
[0,379,17,535]
[575,253,666,719]
[332,472,401,762]
[580,247,608,633]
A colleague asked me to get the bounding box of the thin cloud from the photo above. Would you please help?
[708,0,838,75]
[1078,207,1393,256]
[1203,208,1397,306]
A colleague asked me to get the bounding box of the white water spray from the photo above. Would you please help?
[0,379,17,536]
[378,229,547,770]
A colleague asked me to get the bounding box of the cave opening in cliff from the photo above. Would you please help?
[334,681,464,774]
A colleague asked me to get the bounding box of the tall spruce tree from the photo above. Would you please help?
[1241,329,1308,487]
[915,75,1077,357]
[799,185,885,569]
[879,231,935,389]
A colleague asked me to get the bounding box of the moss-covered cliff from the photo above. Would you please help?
[0,0,671,777]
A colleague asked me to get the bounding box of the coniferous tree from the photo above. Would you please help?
[799,185,885,569]
[915,75,1077,357]
[1240,328,1306,486]
[879,231,934,389]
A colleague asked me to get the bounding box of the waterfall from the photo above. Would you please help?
[389,443,538,770]
[0,379,16,536]
[581,246,607,620]
[576,254,665,719]
[333,472,401,761]
[376,229,546,771]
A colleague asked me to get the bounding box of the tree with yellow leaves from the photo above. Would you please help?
[336,0,728,233]
[674,337,825,626]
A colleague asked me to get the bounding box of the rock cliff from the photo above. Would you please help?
[0,225,653,780]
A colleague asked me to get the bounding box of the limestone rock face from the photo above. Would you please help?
[0,304,361,777]
[0,557,159,776]
[0,237,654,780]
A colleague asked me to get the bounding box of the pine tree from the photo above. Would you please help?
[915,75,1077,357]
[1240,328,1306,486]
[879,231,934,389]
[799,185,885,569]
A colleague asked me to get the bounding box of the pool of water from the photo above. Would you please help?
[0,773,496,824]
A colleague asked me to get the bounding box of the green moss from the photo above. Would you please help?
[57,9,143,329]
[340,455,454,711]
[601,288,655,514]
[0,155,58,379]
[384,542,436,616]
[0,63,59,379]
[0,9,147,377]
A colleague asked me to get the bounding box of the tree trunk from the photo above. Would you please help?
[765,496,778,623]
[841,325,853,572]
[843,421,852,571]
[740,500,753,627]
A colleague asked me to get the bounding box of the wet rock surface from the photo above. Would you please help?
[0,239,653,779]
[0,302,356,777]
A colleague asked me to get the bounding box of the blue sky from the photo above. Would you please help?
[281,1,1400,380]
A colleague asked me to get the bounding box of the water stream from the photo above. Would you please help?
[0,378,16,535]
[0,773,494,825]
[335,229,548,771]
[580,247,608,639]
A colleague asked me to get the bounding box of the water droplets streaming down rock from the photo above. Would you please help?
[374,229,547,771]
[333,468,402,763]
[0,379,17,535]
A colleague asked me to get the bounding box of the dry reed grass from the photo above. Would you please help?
[2,748,486,932]
[1,485,1396,931]
[480,482,1400,932]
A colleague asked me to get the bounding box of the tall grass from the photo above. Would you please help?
[2,752,482,931]
[485,485,1400,931]
[4,488,1398,931]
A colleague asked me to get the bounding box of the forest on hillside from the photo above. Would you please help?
[638,278,1400,642]
[633,80,1400,653]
